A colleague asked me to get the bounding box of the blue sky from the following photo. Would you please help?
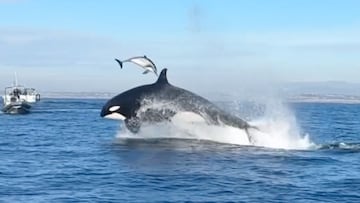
[0,0,359,93]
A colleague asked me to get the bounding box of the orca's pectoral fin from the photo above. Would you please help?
[142,69,151,74]
[114,58,123,69]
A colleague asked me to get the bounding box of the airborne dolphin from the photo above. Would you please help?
[101,69,256,143]
[115,55,158,76]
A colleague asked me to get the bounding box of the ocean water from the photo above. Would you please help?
[0,98,360,202]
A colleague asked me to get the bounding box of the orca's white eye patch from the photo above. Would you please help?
[109,106,120,112]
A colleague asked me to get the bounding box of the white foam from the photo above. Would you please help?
[249,119,315,150]
[117,118,251,146]
[116,99,316,150]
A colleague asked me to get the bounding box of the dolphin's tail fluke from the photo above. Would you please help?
[114,58,123,69]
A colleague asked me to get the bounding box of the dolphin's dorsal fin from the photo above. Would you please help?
[156,68,169,84]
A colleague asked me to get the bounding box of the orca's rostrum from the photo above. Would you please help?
[101,69,257,143]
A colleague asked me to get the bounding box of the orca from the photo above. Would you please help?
[101,69,256,143]
[115,55,158,76]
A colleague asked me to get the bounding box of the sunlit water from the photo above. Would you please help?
[1,99,359,202]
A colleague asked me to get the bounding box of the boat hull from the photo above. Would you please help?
[2,102,31,114]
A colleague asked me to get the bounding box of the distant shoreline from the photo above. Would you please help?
[287,94,360,104]
[37,92,360,104]
[287,99,360,104]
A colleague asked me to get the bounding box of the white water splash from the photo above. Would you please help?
[116,99,316,150]
[247,99,316,150]
[249,119,314,150]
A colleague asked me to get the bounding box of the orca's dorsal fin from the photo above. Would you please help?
[156,68,169,84]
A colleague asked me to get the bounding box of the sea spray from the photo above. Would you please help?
[116,99,316,150]
[247,99,316,149]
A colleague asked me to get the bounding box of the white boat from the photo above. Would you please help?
[1,74,40,114]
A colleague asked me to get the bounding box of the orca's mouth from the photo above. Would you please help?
[104,112,126,120]
[100,106,126,120]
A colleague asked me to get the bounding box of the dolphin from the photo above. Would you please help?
[114,55,158,76]
[101,69,256,144]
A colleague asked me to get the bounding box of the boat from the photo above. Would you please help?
[1,74,40,114]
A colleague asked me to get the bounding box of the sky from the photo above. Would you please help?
[0,0,360,94]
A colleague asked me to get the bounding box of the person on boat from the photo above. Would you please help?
[13,88,21,99]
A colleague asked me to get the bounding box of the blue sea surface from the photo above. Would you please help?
[0,99,360,202]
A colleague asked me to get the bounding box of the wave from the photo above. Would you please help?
[318,142,360,151]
